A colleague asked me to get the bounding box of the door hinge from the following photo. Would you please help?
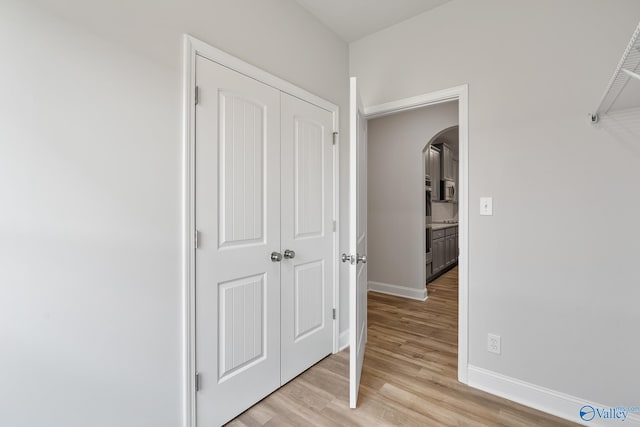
[333,220,337,232]
[195,371,201,391]
[332,132,338,145]
[195,229,200,249]
[332,308,336,320]
[195,86,200,105]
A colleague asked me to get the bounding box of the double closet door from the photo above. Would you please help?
[194,55,335,426]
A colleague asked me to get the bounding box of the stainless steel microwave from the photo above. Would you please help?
[441,179,456,202]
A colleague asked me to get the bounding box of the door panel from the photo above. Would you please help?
[280,93,334,384]
[218,92,265,248]
[349,77,368,408]
[293,261,324,338]
[195,55,281,427]
[218,274,265,380]
[294,117,324,238]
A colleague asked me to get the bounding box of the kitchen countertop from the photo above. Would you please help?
[431,222,458,230]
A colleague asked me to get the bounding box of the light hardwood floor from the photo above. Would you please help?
[228,267,577,426]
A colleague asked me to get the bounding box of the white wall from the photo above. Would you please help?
[351,0,640,407]
[368,103,458,293]
[0,1,348,426]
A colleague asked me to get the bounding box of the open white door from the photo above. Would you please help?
[347,77,368,408]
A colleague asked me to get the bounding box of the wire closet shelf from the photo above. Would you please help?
[590,21,640,124]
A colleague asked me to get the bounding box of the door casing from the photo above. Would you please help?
[181,34,340,427]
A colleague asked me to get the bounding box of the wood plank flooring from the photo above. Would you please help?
[228,267,577,426]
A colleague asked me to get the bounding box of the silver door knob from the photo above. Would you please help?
[283,249,296,259]
[271,252,282,262]
[341,253,354,263]
[357,254,367,264]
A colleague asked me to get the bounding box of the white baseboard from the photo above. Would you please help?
[338,330,349,351]
[468,365,640,426]
[368,281,427,301]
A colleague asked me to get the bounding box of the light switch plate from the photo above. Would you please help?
[480,197,493,216]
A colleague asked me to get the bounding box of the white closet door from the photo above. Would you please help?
[195,55,281,427]
[280,93,334,384]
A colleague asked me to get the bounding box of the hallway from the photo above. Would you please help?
[229,267,576,426]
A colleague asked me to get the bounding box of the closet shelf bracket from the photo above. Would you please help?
[590,21,640,124]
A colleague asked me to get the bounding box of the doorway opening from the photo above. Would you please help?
[423,125,459,286]
[364,85,468,384]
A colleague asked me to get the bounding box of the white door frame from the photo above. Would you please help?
[363,84,469,385]
[181,35,341,427]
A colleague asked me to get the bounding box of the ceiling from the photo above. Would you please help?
[294,0,451,42]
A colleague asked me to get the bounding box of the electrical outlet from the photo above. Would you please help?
[488,333,501,354]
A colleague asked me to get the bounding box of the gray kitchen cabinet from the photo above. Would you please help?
[451,226,458,265]
[445,235,453,267]
[454,227,460,262]
[452,157,458,203]
[429,146,441,201]
[429,226,458,282]
[432,228,446,275]
[433,236,445,274]
[439,143,454,181]
[433,143,455,204]
[424,150,430,178]
[445,226,457,266]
